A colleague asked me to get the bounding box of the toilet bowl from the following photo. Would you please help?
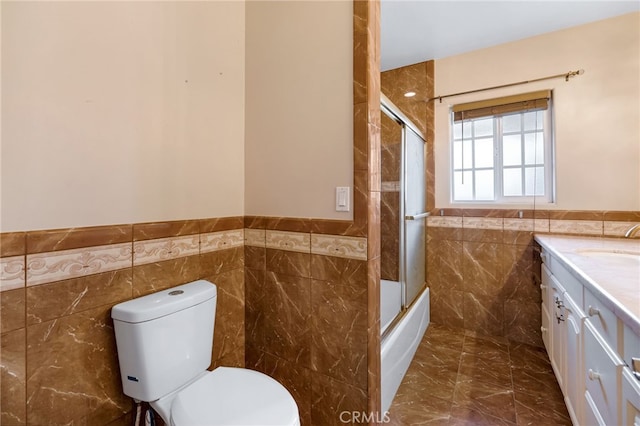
[153,367,299,426]
[111,280,300,426]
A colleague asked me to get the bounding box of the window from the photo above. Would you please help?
[451,91,554,203]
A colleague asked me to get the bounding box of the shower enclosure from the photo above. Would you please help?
[380,94,430,413]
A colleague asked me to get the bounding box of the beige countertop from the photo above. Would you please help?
[534,234,640,335]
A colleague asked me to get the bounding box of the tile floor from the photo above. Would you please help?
[386,324,572,425]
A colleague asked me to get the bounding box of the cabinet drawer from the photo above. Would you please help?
[585,288,620,352]
[622,368,640,426]
[584,321,624,426]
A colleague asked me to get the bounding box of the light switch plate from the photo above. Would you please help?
[336,187,350,212]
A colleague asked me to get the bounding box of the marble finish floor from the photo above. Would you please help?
[387,324,572,425]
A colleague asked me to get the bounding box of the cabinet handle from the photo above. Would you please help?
[588,369,601,381]
[540,284,547,290]
[541,326,548,333]
[540,252,548,264]
[588,305,600,317]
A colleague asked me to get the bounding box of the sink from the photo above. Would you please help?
[575,248,640,266]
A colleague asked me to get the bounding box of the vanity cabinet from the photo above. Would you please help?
[540,247,640,426]
[541,261,583,423]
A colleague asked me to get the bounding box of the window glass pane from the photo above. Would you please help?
[524,132,544,165]
[453,121,472,139]
[453,121,461,139]
[503,134,522,166]
[503,114,521,133]
[451,102,552,203]
[525,166,545,196]
[453,140,473,169]
[474,118,493,137]
[475,170,494,200]
[474,137,494,168]
[453,171,473,200]
[523,111,543,131]
[503,168,522,196]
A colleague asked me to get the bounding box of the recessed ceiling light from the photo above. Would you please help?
[404,91,416,98]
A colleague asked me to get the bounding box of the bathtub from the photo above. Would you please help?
[380,285,430,413]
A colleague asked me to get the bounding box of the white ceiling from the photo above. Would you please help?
[381,0,640,71]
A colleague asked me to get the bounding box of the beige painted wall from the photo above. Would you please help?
[1,1,246,232]
[244,1,353,219]
[434,12,640,211]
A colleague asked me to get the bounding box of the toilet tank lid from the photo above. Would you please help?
[111,280,216,323]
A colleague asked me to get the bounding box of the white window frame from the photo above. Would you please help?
[450,107,555,204]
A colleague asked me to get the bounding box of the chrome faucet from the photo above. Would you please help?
[624,223,640,238]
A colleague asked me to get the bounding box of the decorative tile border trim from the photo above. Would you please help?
[549,220,603,236]
[8,211,637,290]
[311,234,367,260]
[427,216,462,228]
[265,230,311,253]
[244,229,266,248]
[604,221,638,237]
[534,218,551,233]
[200,229,244,254]
[26,243,132,287]
[1,255,25,292]
[462,217,503,230]
[425,215,637,238]
[503,218,534,231]
[133,235,199,266]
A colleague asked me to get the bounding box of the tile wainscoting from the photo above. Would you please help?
[1,217,243,425]
[0,217,373,426]
[243,221,369,426]
[426,209,640,347]
[2,209,638,425]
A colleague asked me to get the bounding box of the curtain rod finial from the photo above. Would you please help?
[566,68,585,81]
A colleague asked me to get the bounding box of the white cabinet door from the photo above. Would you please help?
[542,303,552,357]
[564,294,585,425]
[549,273,566,389]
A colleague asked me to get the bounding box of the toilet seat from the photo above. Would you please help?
[170,367,300,426]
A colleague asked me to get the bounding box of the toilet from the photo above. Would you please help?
[111,280,300,426]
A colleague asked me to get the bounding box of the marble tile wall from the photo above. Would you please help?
[381,60,435,212]
[0,217,246,425]
[426,209,640,346]
[244,224,370,426]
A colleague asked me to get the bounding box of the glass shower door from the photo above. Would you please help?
[403,127,426,307]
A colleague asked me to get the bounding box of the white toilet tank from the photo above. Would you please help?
[111,280,217,402]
